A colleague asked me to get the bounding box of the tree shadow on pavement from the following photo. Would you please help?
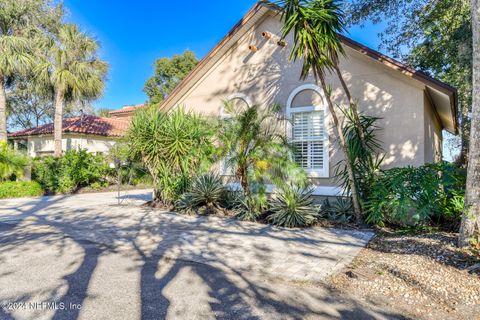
[0,195,408,320]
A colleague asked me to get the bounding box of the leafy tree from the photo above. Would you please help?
[347,0,472,166]
[6,77,54,129]
[0,0,61,141]
[459,0,480,247]
[36,24,108,156]
[128,106,215,207]
[144,50,198,106]
[279,0,364,221]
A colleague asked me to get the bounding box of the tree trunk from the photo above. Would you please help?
[53,90,64,157]
[334,64,367,150]
[0,77,7,142]
[458,110,471,167]
[459,0,480,247]
[237,165,251,199]
[318,73,363,222]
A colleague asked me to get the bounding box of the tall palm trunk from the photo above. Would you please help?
[459,0,480,247]
[53,89,64,157]
[0,77,7,142]
[318,73,362,222]
[334,64,367,150]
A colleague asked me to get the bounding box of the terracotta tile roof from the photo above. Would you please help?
[108,104,144,116]
[8,115,130,138]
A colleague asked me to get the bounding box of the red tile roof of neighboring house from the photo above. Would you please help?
[108,104,144,116]
[8,115,130,138]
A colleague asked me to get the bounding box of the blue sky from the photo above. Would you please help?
[63,1,386,111]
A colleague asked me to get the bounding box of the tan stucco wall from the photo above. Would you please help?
[424,93,443,163]
[173,14,439,188]
[24,134,117,157]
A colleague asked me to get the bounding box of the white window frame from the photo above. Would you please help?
[286,84,329,178]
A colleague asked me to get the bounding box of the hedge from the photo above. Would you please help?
[0,181,44,199]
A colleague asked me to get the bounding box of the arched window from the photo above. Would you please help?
[220,93,252,118]
[286,84,329,177]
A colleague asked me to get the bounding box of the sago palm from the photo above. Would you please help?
[36,24,108,156]
[278,0,363,221]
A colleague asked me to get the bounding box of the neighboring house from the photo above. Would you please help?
[157,2,458,196]
[108,104,144,120]
[8,115,129,157]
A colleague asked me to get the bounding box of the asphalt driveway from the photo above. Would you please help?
[0,190,404,319]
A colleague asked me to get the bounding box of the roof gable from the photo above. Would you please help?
[160,1,457,133]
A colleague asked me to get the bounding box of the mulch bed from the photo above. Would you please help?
[328,231,480,320]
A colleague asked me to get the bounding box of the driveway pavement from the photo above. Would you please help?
[0,190,404,319]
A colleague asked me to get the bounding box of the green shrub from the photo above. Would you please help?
[268,186,318,228]
[89,181,108,191]
[60,149,107,187]
[365,163,466,227]
[32,156,60,193]
[58,175,75,194]
[0,142,29,181]
[0,181,44,199]
[176,174,226,214]
[32,149,108,194]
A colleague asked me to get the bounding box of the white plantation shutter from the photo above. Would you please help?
[291,111,325,170]
[286,84,329,177]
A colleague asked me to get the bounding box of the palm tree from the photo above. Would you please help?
[459,0,480,247]
[36,24,108,156]
[279,0,363,221]
[218,101,306,215]
[0,1,41,141]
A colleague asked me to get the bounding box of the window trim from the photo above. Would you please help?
[220,93,253,118]
[286,84,329,178]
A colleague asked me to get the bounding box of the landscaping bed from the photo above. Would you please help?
[328,231,480,320]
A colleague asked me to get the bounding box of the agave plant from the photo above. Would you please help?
[321,197,355,224]
[176,174,226,215]
[268,186,318,228]
[234,191,267,222]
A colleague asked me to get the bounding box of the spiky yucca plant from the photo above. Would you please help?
[128,106,215,207]
[176,174,226,215]
[268,186,318,228]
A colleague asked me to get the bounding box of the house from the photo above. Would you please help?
[157,2,457,196]
[8,104,145,157]
[108,104,144,120]
[8,115,130,157]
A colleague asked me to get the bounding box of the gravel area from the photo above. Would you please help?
[328,232,480,320]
